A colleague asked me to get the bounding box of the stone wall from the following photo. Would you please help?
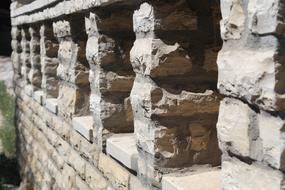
[10,0,285,189]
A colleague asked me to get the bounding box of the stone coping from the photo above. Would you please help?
[162,170,221,190]
[106,133,138,171]
[72,116,94,142]
[11,0,60,17]
[11,0,136,26]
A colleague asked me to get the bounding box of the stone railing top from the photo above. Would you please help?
[11,0,60,18]
[11,0,137,19]
[11,0,138,26]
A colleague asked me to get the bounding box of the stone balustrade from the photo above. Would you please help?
[10,0,285,189]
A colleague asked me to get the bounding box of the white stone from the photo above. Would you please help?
[24,84,33,97]
[72,116,94,142]
[33,90,44,105]
[106,133,138,171]
[220,0,245,40]
[21,66,26,76]
[162,170,221,190]
[217,98,253,157]
[217,49,280,112]
[248,0,283,35]
[222,157,285,190]
[45,98,58,114]
[258,111,285,170]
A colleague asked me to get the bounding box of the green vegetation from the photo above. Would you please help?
[0,81,20,188]
[0,81,16,158]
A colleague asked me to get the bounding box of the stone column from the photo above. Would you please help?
[217,0,285,189]
[40,22,59,104]
[11,26,22,77]
[28,25,42,92]
[130,1,221,186]
[53,16,90,120]
[85,10,135,148]
[20,27,31,86]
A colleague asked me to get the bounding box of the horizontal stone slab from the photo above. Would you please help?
[45,98,58,114]
[72,116,94,142]
[162,170,221,190]
[11,0,137,26]
[106,133,138,171]
[33,90,43,105]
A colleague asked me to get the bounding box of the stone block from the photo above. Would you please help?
[257,111,285,170]
[45,98,58,114]
[131,76,221,168]
[222,156,285,190]
[98,153,130,190]
[217,98,285,170]
[220,0,246,40]
[217,48,285,112]
[162,170,221,190]
[217,98,254,157]
[106,133,138,171]
[57,85,89,119]
[24,84,33,96]
[133,2,197,35]
[248,0,285,36]
[72,116,94,142]
[85,162,108,190]
[33,90,43,105]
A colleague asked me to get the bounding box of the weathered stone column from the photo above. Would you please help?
[217,0,285,189]
[28,25,42,92]
[85,10,135,148]
[20,27,31,87]
[130,1,221,186]
[40,22,59,104]
[53,16,90,120]
[11,26,22,77]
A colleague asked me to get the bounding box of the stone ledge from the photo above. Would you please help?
[33,90,43,105]
[11,0,137,26]
[72,116,94,142]
[11,0,61,17]
[162,170,221,190]
[45,98,58,114]
[106,133,138,171]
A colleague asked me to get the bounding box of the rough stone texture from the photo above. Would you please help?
[85,10,135,148]
[53,18,90,120]
[10,0,285,189]
[217,0,285,189]
[222,156,285,190]
[40,22,59,104]
[28,25,42,91]
[130,1,222,186]
[217,98,285,171]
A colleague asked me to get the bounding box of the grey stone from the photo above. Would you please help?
[72,116,94,142]
[106,133,138,171]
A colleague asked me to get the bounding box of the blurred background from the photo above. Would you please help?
[0,1,12,56]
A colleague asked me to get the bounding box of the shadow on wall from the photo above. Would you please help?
[0,8,12,56]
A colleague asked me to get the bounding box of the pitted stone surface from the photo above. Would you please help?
[11,0,285,189]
